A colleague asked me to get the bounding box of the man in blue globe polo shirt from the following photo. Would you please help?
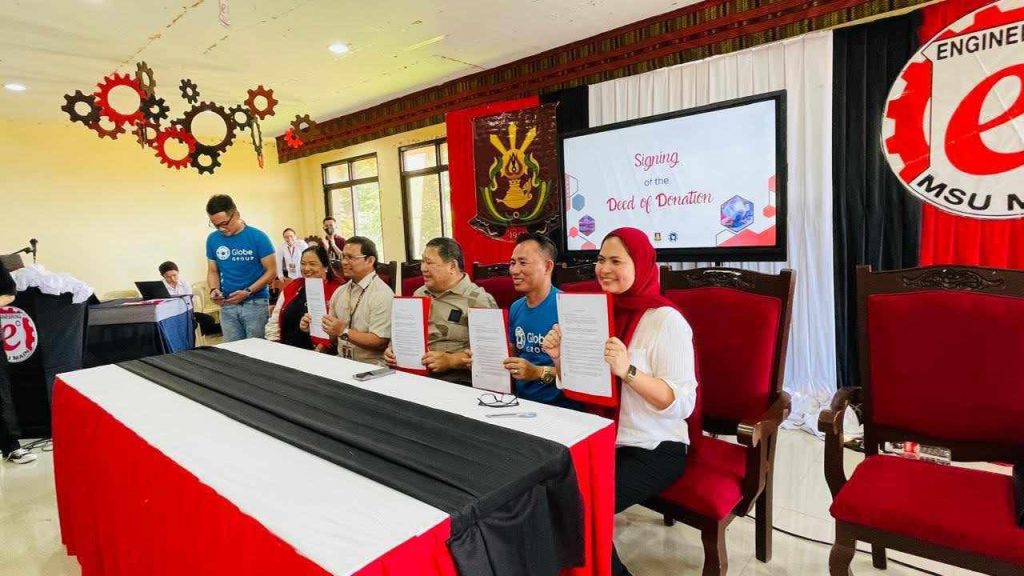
[502,233,579,409]
[205,194,277,342]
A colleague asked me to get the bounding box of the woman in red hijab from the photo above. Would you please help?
[543,227,698,576]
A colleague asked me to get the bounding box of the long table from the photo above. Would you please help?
[53,339,614,575]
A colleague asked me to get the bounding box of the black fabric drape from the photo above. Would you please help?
[119,348,583,576]
[832,13,922,389]
[540,85,590,134]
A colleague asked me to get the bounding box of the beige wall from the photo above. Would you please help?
[0,119,306,297]
[292,123,447,264]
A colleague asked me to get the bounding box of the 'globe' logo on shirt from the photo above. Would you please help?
[514,326,526,350]
[215,246,231,261]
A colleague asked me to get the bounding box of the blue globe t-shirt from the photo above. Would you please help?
[205,225,275,300]
[508,286,573,406]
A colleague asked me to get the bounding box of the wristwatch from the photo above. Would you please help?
[624,364,638,384]
[541,366,556,385]
[340,328,351,341]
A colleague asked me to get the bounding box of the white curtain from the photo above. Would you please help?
[588,31,836,431]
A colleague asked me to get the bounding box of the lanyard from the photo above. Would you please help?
[347,274,375,325]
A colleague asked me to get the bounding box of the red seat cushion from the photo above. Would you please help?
[475,276,517,309]
[654,438,747,520]
[831,456,1024,566]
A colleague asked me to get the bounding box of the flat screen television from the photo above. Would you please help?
[559,91,787,262]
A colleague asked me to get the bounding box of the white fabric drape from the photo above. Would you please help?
[588,31,836,431]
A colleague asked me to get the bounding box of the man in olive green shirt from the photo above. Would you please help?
[385,237,496,385]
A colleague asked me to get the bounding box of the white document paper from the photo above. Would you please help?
[557,293,612,397]
[469,308,512,394]
[391,298,428,371]
[305,278,328,340]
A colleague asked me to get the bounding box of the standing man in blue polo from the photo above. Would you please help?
[206,194,277,342]
[502,233,578,409]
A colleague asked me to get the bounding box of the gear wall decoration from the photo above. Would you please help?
[283,128,303,149]
[94,73,146,126]
[179,78,199,104]
[244,85,278,119]
[61,90,101,125]
[154,126,197,170]
[62,63,280,174]
[135,61,156,95]
[178,101,236,153]
[191,145,223,175]
[290,113,318,138]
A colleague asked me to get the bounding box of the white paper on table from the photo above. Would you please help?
[305,278,329,340]
[391,298,428,371]
[469,308,512,394]
[556,293,612,397]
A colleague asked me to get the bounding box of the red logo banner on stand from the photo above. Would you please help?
[1,306,38,364]
[471,104,561,241]
[883,0,1024,219]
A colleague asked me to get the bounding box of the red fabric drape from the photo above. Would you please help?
[53,376,615,576]
[917,0,1024,269]
[445,97,540,270]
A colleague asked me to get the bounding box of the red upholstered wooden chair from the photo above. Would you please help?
[820,265,1024,576]
[400,261,424,296]
[646,267,795,575]
[554,262,602,293]
[471,262,518,309]
[375,260,398,294]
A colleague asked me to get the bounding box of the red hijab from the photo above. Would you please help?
[603,227,678,346]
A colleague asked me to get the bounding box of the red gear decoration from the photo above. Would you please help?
[283,128,303,149]
[94,73,146,127]
[153,126,197,170]
[244,85,279,120]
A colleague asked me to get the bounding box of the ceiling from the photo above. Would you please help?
[0,0,697,135]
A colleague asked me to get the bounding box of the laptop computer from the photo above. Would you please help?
[135,280,172,301]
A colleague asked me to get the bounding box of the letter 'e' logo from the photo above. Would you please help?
[1,307,38,364]
[882,0,1024,219]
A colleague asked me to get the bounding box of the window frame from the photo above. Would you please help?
[399,139,450,262]
[321,152,382,246]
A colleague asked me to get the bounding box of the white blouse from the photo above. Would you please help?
[615,306,698,450]
[163,279,192,297]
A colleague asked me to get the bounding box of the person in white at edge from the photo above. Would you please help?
[542,226,697,576]
[158,261,192,296]
[275,227,308,285]
[301,236,394,365]
[205,194,277,342]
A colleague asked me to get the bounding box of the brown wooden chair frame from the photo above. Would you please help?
[647,267,795,575]
[553,262,597,286]
[819,264,1024,576]
[471,261,511,281]
[374,260,398,294]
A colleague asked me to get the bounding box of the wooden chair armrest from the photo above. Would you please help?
[737,391,792,448]
[819,386,861,497]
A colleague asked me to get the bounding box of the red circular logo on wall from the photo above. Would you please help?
[1,306,38,364]
[882,0,1024,219]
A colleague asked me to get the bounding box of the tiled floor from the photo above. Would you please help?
[0,429,1001,575]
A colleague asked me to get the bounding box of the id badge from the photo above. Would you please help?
[340,343,355,360]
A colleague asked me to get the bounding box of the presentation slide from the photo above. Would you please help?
[562,98,780,256]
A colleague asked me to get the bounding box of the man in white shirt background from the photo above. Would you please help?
[274,228,308,286]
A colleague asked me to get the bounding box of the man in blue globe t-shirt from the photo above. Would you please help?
[502,233,579,409]
[205,194,277,342]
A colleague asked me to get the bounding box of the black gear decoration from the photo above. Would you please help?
[60,90,101,126]
[179,78,199,104]
[178,101,236,153]
[191,144,222,175]
[228,104,253,131]
[134,119,161,149]
[290,113,318,138]
[141,95,170,123]
[88,115,127,140]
